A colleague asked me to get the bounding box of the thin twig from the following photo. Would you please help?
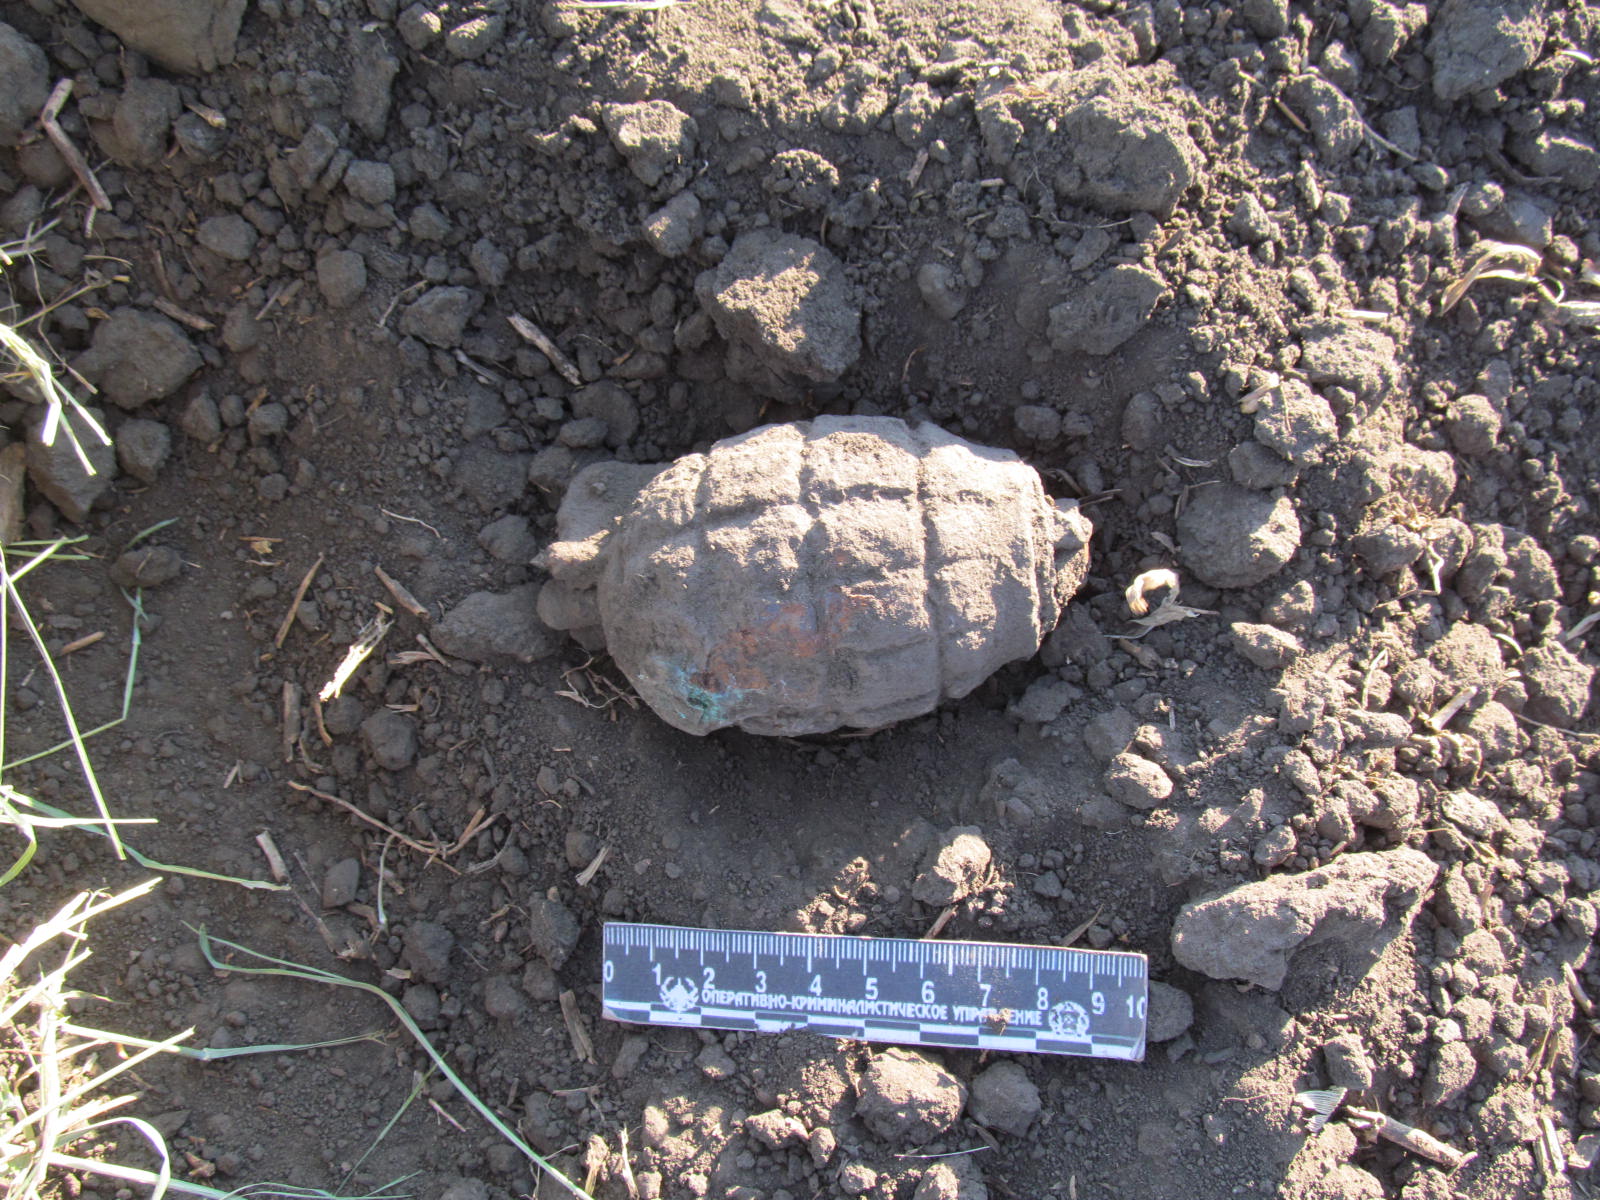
[40,80,110,214]
[286,780,460,873]
[374,565,428,618]
[508,313,583,385]
[275,554,325,648]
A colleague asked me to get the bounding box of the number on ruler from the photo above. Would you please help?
[921,980,935,1004]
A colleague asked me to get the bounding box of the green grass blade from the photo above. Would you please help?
[45,1156,416,1200]
[0,551,123,857]
[2,584,144,774]
[193,929,595,1200]
[338,1069,429,1194]
[9,795,284,891]
[0,792,38,886]
[59,1023,385,1061]
[124,518,178,550]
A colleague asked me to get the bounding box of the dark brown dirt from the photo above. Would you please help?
[2,2,1598,1200]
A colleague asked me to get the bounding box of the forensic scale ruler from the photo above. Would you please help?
[602,922,1147,1060]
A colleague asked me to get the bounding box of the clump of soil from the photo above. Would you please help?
[1,2,1597,1199]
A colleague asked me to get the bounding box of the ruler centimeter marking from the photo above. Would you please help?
[601,922,1147,1061]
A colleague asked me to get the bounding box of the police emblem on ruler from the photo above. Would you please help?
[602,923,1147,1061]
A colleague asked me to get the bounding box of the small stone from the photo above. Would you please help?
[911,827,992,906]
[1322,1034,1374,1090]
[966,1061,1040,1136]
[1228,441,1298,490]
[76,309,202,410]
[1083,707,1137,760]
[1146,981,1193,1043]
[197,213,257,261]
[483,974,527,1021]
[521,959,559,1002]
[695,231,861,385]
[916,262,967,320]
[807,1126,837,1166]
[838,1164,877,1196]
[401,982,441,1023]
[1422,1041,1477,1106]
[322,858,360,907]
[611,1032,649,1078]
[914,1161,989,1200]
[27,406,117,523]
[601,100,697,187]
[397,4,442,50]
[247,402,290,441]
[1009,676,1079,724]
[569,381,640,448]
[115,418,172,484]
[1227,195,1275,244]
[109,545,183,589]
[111,78,181,167]
[322,695,365,737]
[695,1042,736,1080]
[1253,379,1336,465]
[527,895,581,970]
[1012,404,1061,444]
[317,248,368,308]
[1445,394,1501,455]
[642,191,703,258]
[1177,485,1301,589]
[1284,75,1363,162]
[431,585,555,664]
[402,920,454,983]
[1047,264,1166,356]
[1510,130,1600,190]
[745,1110,807,1149]
[1229,622,1302,669]
[1239,0,1289,38]
[1104,752,1172,809]
[400,285,482,348]
[477,515,539,563]
[361,709,417,771]
[1519,641,1592,725]
[855,1048,966,1145]
[343,159,396,205]
[445,14,504,60]
[347,30,399,138]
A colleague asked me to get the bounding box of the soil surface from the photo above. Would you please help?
[2,2,1599,1199]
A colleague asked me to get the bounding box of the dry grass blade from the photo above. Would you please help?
[275,553,326,648]
[318,613,393,701]
[1440,241,1544,312]
[193,928,596,1199]
[1,882,163,1200]
[0,249,112,474]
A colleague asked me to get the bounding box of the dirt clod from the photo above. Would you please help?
[855,1048,966,1145]
[1171,848,1438,991]
[967,1061,1041,1136]
[1177,486,1301,590]
[911,826,992,907]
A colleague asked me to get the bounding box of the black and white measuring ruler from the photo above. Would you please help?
[602,922,1147,1060]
